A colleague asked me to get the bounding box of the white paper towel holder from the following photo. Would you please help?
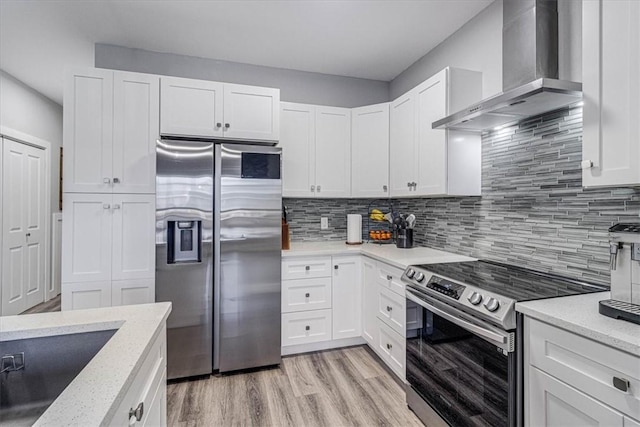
[346,213,363,245]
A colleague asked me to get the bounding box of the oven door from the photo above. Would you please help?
[405,288,516,427]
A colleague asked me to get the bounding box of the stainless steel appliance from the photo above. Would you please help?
[156,140,282,379]
[401,261,608,427]
[433,0,582,132]
[600,224,640,324]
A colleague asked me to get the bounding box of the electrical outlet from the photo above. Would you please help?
[321,217,329,230]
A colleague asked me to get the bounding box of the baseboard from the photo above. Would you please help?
[281,336,366,356]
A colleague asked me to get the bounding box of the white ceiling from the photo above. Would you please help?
[0,0,493,105]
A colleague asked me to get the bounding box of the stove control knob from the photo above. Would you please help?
[406,268,415,279]
[468,292,483,305]
[484,298,500,312]
[415,272,425,283]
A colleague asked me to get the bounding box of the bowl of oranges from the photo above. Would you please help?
[369,230,392,241]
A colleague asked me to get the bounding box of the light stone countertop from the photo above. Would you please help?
[516,292,640,356]
[283,241,475,269]
[0,302,172,426]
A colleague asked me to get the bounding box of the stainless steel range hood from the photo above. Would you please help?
[433,0,582,131]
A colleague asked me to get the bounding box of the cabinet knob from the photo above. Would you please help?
[103,178,111,184]
[386,306,392,312]
[383,185,388,192]
[305,265,310,271]
[386,275,392,280]
[113,177,120,184]
[334,265,339,270]
[407,182,411,188]
[581,160,593,170]
[103,204,111,210]
[386,343,392,350]
[317,185,321,192]
[613,376,630,392]
[225,123,230,129]
[129,402,144,422]
[25,232,31,238]
[305,293,310,298]
[113,204,121,210]
[310,185,315,192]
[216,123,222,128]
[305,325,310,331]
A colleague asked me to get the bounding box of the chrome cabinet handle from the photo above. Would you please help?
[386,343,392,350]
[305,265,310,271]
[334,265,339,270]
[129,402,144,422]
[311,185,315,192]
[305,293,310,298]
[225,123,230,129]
[317,185,321,192]
[407,182,411,188]
[216,122,222,128]
[113,204,121,210]
[113,177,120,184]
[305,325,310,331]
[103,178,111,184]
[103,204,111,209]
[383,185,388,192]
[386,275,393,280]
[613,377,630,392]
[26,233,31,237]
[386,306,392,312]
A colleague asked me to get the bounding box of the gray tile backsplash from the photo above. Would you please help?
[284,106,640,285]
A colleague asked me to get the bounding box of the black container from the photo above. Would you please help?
[396,229,414,248]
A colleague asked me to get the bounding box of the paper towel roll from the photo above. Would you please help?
[347,214,362,243]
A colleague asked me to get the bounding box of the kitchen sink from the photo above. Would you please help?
[0,329,117,426]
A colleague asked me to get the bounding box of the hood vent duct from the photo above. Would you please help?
[433,0,582,131]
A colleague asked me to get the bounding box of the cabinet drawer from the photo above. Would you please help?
[282,278,332,313]
[376,262,405,296]
[378,319,406,380]
[282,309,332,346]
[377,285,405,336]
[529,319,640,418]
[282,257,332,280]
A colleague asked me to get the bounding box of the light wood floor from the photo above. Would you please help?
[20,295,61,314]
[167,346,422,427]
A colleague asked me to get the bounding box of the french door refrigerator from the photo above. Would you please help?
[156,140,282,379]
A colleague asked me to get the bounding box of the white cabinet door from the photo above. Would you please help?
[112,279,155,306]
[351,103,390,198]
[362,258,379,347]
[282,309,333,346]
[113,72,159,194]
[415,70,448,196]
[64,68,113,193]
[2,140,46,315]
[160,77,223,138]
[625,417,640,427]
[378,320,406,380]
[389,92,416,197]
[111,194,155,281]
[529,367,624,427]
[279,103,316,197]
[315,106,351,198]
[61,193,112,283]
[332,256,361,340]
[223,83,279,141]
[281,277,332,313]
[377,286,405,336]
[61,281,112,310]
[583,0,640,187]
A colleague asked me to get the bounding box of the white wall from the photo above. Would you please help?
[0,69,63,213]
[390,0,582,101]
[95,44,390,108]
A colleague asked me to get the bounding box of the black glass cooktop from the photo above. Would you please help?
[417,260,609,302]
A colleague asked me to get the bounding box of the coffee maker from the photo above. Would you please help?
[600,223,640,324]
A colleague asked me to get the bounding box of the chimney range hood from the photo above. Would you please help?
[433,0,582,132]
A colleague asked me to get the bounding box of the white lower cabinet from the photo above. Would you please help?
[282,309,332,346]
[332,256,362,340]
[377,285,405,336]
[377,319,406,380]
[282,277,332,313]
[526,317,640,426]
[112,279,155,307]
[362,258,379,346]
[61,281,111,311]
[108,327,167,426]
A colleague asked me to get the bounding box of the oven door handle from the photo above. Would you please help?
[406,290,509,347]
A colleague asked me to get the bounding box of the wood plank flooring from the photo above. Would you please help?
[167,346,423,427]
[20,295,61,314]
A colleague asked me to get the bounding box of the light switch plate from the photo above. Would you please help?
[321,217,329,230]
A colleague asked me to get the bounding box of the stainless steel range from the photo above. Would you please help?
[401,260,608,427]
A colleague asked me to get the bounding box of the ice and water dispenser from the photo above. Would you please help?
[167,220,202,264]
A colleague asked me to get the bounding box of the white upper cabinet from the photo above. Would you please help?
[389,92,416,197]
[64,69,158,194]
[279,103,351,198]
[389,67,482,198]
[223,83,280,141]
[315,106,351,198]
[279,103,315,197]
[582,0,640,187]
[160,77,279,142]
[351,103,390,198]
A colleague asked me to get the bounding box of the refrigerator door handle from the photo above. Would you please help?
[219,235,247,242]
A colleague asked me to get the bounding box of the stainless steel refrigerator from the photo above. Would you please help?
[156,140,282,379]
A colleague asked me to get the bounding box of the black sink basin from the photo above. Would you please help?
[0,329,117,426]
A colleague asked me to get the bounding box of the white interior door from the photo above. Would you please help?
[2,139,46,315]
